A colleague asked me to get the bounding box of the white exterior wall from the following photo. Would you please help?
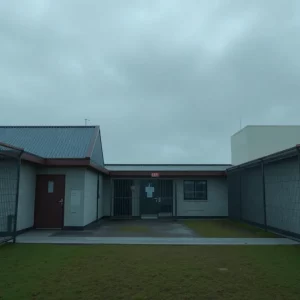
[83,169,98,226]
[176,177,228,217]
[17,162,36,231]
[232,125,300,165]
[37,167,86,227]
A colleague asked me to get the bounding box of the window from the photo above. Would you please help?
[48,181,54,193]
[184,180,207,200]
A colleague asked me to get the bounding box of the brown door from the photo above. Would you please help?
[35,175,65,229]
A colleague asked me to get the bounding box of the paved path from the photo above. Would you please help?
[16,232,299,245]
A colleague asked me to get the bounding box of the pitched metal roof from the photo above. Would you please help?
[105,164,231,172]
[0,126,98,159]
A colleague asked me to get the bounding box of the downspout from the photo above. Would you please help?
[13,150,24,243]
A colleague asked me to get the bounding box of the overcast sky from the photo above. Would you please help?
[0,1,299,164]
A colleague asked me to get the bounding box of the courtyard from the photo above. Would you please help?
[14,219,297,246]
[18,219,283,239]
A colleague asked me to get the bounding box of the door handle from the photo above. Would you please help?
[58,198,64,206]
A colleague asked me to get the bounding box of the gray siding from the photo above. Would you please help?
[240,166,264,224]
[176,177,228,217]
[17,162,36,231]
[264,157,300,235]
[37,167,85,227]
[228,156,300,237]
[227,171,241,219]
[91,134,104,166]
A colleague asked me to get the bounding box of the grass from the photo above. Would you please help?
[119,225,150,233]
[1,244,300,300]
[183,219,279,237]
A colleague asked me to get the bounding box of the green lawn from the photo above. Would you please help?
[1,244,300,300]
[183,219,279,237]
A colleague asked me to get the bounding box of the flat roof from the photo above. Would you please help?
[105,164,231,172]
[232,125,300,137]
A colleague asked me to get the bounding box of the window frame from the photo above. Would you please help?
[183,180,207,201]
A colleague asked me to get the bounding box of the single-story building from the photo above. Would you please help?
[0,126,230,236]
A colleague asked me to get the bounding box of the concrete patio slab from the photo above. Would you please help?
[52,220,199,238]
[16,230,299,245]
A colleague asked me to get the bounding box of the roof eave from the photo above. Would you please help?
[86,126,100,158]
[19,156,109,174]
[110,171,226,177]
[227,145,300,172]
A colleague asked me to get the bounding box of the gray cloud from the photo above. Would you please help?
[1,0,300,163]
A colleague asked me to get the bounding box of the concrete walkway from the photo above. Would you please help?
[16,231,299,245]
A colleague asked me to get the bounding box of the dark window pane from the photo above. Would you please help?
[184,181,194,190]
[184,180,207,200]
[195,181,206,191]
[184,181,194,199]
[195,191,206,200]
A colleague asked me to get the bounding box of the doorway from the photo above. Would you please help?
[140,179,173,218]
[113,179,133,217]
[34,175,65,229]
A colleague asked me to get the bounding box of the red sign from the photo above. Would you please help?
[151,172,160,177]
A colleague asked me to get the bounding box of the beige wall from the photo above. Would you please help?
[109,177,228,217]
[175,177,228,217]
[232,125,300,165]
